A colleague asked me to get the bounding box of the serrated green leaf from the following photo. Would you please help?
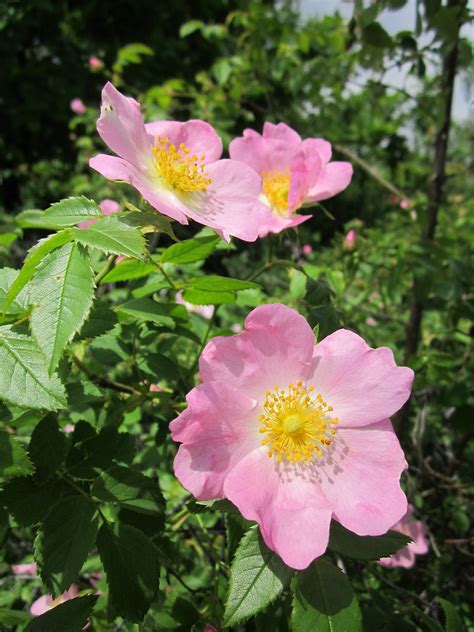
[80,303,118,339]
[92,464,165,516]
[97,522,160,622]
[3,230,72,314]
[160,235,220,264]
[0,326,67,411]
[116,299,187,327]
[72,216,146,259]
[101,259,155,283]
[29,242,95,373]
[438,598,464,632]
[328,521,412,560]
[24,595,98,632]
[186,275,259,292]
[0,431,34,478]
[122,205,178,240]
[224,527,293,627]
[29,416,67,482]
[37,495,99,594]
[291,558,362,632]
[0,476,64,526]
[42,196,101,227]
[0,268,29,316]
[15,209,56,230]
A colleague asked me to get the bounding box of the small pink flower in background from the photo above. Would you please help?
[203,626,217,632]
[64,424,75,433]
[230,323,242,333]
[175,291,214,320]
[70,98,87,115]
[344,228,357,250]
[302,244,313,256]
[366,317,377,327]
[79,198,120,229]
[12,563,37,575]
[229,123,353,236]
[380,505,429,568]
[88,55,103,70]
[149,384,163,393]
[170,303,413,569]
[400,198,411,209]
[90,83,269,242]
[30,585,79,616]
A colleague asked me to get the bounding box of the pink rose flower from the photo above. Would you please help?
[30,585,79,616]
[379,504,429,569]
[229,123,353,236]
[88,56,103,70]
[70,98,87,115]
[79,198,120,229]
[170,304,413,569]
[400,198,410,209]
[175,290,214,320]
[366,317,377,327]
[12,562,37,575]
[302,244,313,256]
[89,83,269,242]
[344,228,357,250]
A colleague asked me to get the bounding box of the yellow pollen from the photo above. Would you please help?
[261,169,291,215]
[259,382,338,463]
[152,136,212,192]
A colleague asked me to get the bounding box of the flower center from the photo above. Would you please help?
[259,381,339,463]
[152,136,212,192]
[261,169,291,215]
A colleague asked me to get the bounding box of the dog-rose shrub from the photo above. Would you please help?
[0,83,423,631]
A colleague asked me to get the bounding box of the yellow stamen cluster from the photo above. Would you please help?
[258,381,339,463]
[152,136,212,192]
[261,169,291,215]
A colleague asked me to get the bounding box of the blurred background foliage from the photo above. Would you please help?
[0,0,472,630]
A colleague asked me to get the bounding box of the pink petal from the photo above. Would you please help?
[99,199,120,215]
[199,303,315,402]
[229,129,298,174]
[96,82,151,168]
[306,161,353,202]
[182,159,270,242]
[301,138,332,164]
[262,122,302,147]
[31,595,53,616]
[224,447,333,569]
[408,521,429,555]
[288,141,323,211]
[145,120,223,164]
[258,212,311,237]
[318,419,407,536]
[89,154,189,224]
[308,329,414,427]
[170,382,259,499]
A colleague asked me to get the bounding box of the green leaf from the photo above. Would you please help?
[101,259,155,283]
[29,416,67,482]
[116,299,187,328]
[0,431,34,478]
[224,527,293,627]
[37,495,99,594]
[182,288,235,305]
[186,275,259,292]
[15,209,57,230]
[362,22,393,47]
[291,558,362,631]
[0,326,67,411]
[92,464,165,516]
[3,230,72,314]
[328,521,412,560]
[0,267,29,316]
[97,522,160,622]
[160,234,220,264]
[30,242,95,373]
[72,216,146,259]
[122,205,178,240]
[80,302,118,339]
[0,608,32,627]
[179,19,204,38]
[0,476,64,526]
[24,595,98,632]
[42,196,101,227]
[438,598,464,632]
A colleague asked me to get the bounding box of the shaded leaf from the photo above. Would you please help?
[328,521,411,560]
[161,235,220,264]
[29,416,67,482]
[0,431,34,478]
[0,477,64,526]
[24,595,98,632]
[116,299,187,328]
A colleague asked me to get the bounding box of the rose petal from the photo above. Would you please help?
[145,120,223,164]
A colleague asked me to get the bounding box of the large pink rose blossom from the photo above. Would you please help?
[229,123,353,236]
[30,585,79,616]
[170,303,413,570]
[90,83,268,242]
[379,504,429,569]
[79,198,120,229]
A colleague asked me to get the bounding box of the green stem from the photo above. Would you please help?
[94,255,117,284]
